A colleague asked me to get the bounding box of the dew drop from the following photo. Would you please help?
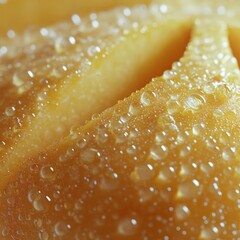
[33,195,50,212]
[163,70,172,80]
[157,166,176,183]
[54,37,69,53]
[39,230,49,240]
[140,91,156,107]
[166,100,181,114]
[118,218,138,236]
[12,73,24,87]
[131,164,155,182]
[99,177,118,190]
[176,179,201,199]
[155,131,167,143]
[199,226,219,240]
[175,204,191,220]
[54,221,71,237]
[222,147,235,161]
[5,106,15,117]
[40,165,56,180]
[80,148,97,164]
[149,145,168,161]
[184,94,206,111]
[192,123,205,136]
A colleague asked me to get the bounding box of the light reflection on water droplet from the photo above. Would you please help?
[54,221,71,237]
[140,91,156,107]
[118,218,138,236]
[149,145,168,161]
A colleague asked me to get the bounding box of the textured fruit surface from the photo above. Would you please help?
[0,0,152,36]
[1,18,240,239]
[0,6,191,188]
[1,1,240,240]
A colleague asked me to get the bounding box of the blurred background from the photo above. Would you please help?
[0,0,152,37]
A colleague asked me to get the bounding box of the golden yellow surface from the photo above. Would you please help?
[1,0,240,239]
[0,0,152,36]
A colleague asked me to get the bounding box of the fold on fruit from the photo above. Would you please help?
[0,6,191,185]
[1,19,240,239]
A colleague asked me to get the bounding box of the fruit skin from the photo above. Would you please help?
[0,14,191,192]
[0,0,152,36]
[1,19,240,239]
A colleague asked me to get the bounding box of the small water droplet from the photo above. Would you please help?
[199,226,219,240]
[12,73,24,87]
[54,221,71,237]
[118,218,138,236]
[40,165,56,180]
[176,179,201,199]
[222,147,235,161]
[149,145,168,161]
[157,166,176,183]
[39,230,49,240]
[54,37,70,53]
[184,94,206,111]
[131,164,155,182]
[140,91,156,107]
[175,204,191,220]
[80,148,98,164]
[5,106,15,117]
[163,70,172,80]
[192,123,205,136]
[166,100,181,114]
[33,195,50,212]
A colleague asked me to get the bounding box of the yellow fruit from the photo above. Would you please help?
[0,0,152,36]
[1,1,240,240]
[0,8,190,188]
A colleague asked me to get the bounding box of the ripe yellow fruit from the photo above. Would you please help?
[0,10,190,189]
[0,0,152,36]
[1,1,240,240]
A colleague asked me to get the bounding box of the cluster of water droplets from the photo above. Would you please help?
[1,18,240,239]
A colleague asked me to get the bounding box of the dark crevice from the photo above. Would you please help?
[228,25,240,67]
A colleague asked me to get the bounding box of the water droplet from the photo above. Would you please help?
[176,179,202,199]
[54,221,71,237]
[180,145,191,157]
[166,100,181,114]
[128,103,139,115]
[192,123,205,136]
[5,106,15,117]
[33,194,50,212]
[80,148,97,164]
[175,204,191,220]
[203,82,215,94]
[184,94,206,111]
[163,70,172,80]
[219,132,230,144]
[99,177,118,190]
[199,227,219,240]
[118,218,138,236]
[87,45,101,57]
[222,147,235,161]
[18,81,33,94]
[54,37,69,53]
[157,166,176,183]
[71,14,81,25]
[12,73,24,87]
[40,165,56,180]
[149,145,168,161]
[227,189,239,201]
[140,91,156,107]
[131,164,155,182]
[39,230,49,240]
[155,131,167,143]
